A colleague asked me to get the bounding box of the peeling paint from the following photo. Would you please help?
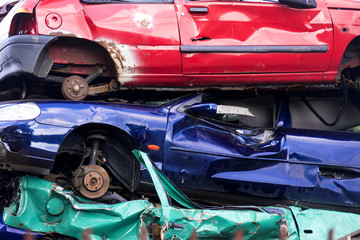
[48,30,81,38]
[96,39,137,85]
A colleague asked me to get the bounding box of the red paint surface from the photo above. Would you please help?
[27,0,360,87]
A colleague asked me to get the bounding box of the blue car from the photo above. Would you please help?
[0,89,359,208]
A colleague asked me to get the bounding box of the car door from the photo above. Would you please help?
[163,93,290,200]
[284,95,360,207]
[176,0,333,83]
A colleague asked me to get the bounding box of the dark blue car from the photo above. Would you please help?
[0,90,359,207]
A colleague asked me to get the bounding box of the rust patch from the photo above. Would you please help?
[18,223,24,227]
[140,19,151,28]
[97,40,127,85]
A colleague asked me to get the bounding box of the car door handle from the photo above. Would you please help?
[189,7,208,14]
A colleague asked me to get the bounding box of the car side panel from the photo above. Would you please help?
[35,101,169,165]
[286,129,360,168]
[35,0,182,82]
[0,101,169,175]
[177,0,333,79]
[286,128,360,207]
[36,1,180,45]
[163,109,289,200]
[327,9,360,73]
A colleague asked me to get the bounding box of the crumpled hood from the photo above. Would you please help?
[326,0,360,10]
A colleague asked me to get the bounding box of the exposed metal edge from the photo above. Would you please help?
[180,45,329,53]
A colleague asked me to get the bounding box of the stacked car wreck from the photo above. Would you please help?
[0,0,360,239]
[0,0,360,99]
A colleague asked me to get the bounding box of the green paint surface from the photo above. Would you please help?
[3,150,360,239]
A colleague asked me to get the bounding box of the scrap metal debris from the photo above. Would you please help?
[2,151,360,240]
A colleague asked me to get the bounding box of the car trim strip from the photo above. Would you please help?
[180,45,329,53]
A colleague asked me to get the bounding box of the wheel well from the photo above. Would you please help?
[339,36,360,80]
[45,37,118,80]
[51,123,140,192]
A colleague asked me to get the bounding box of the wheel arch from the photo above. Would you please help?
[44,36,119,80]
[337,36,360,79]
[52,122,140,192]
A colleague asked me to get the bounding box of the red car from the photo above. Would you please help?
[0,0,359,100]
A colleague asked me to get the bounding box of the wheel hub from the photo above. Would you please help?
[72,165,110,199]
[61,75,89,100]
[83,171,103,192]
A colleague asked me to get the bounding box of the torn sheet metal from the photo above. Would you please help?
[3,176,161,240]
[3,150,360,240]
[2,176,290,239]
[133,150,295,239]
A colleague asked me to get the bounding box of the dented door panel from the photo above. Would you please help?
[286,129,360,168]
[163,101,289,199]
[177,0,333,77]
[286,129,360,207]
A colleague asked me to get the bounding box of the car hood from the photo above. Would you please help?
[327,0,360,10]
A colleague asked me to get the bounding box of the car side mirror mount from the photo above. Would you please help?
[279,0,317,8]
[185,103,217,118]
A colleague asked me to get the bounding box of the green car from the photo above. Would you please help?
[3,150,360,240]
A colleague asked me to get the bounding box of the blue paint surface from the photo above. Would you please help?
[0,93,359,208]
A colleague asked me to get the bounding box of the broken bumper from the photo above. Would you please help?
[0,35,56,81]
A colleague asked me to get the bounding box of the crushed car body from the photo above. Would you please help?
[3,150,360,240]
[0,0,360,99]
[0,89,359,208]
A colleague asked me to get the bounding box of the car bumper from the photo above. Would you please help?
[0,35,57,81]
